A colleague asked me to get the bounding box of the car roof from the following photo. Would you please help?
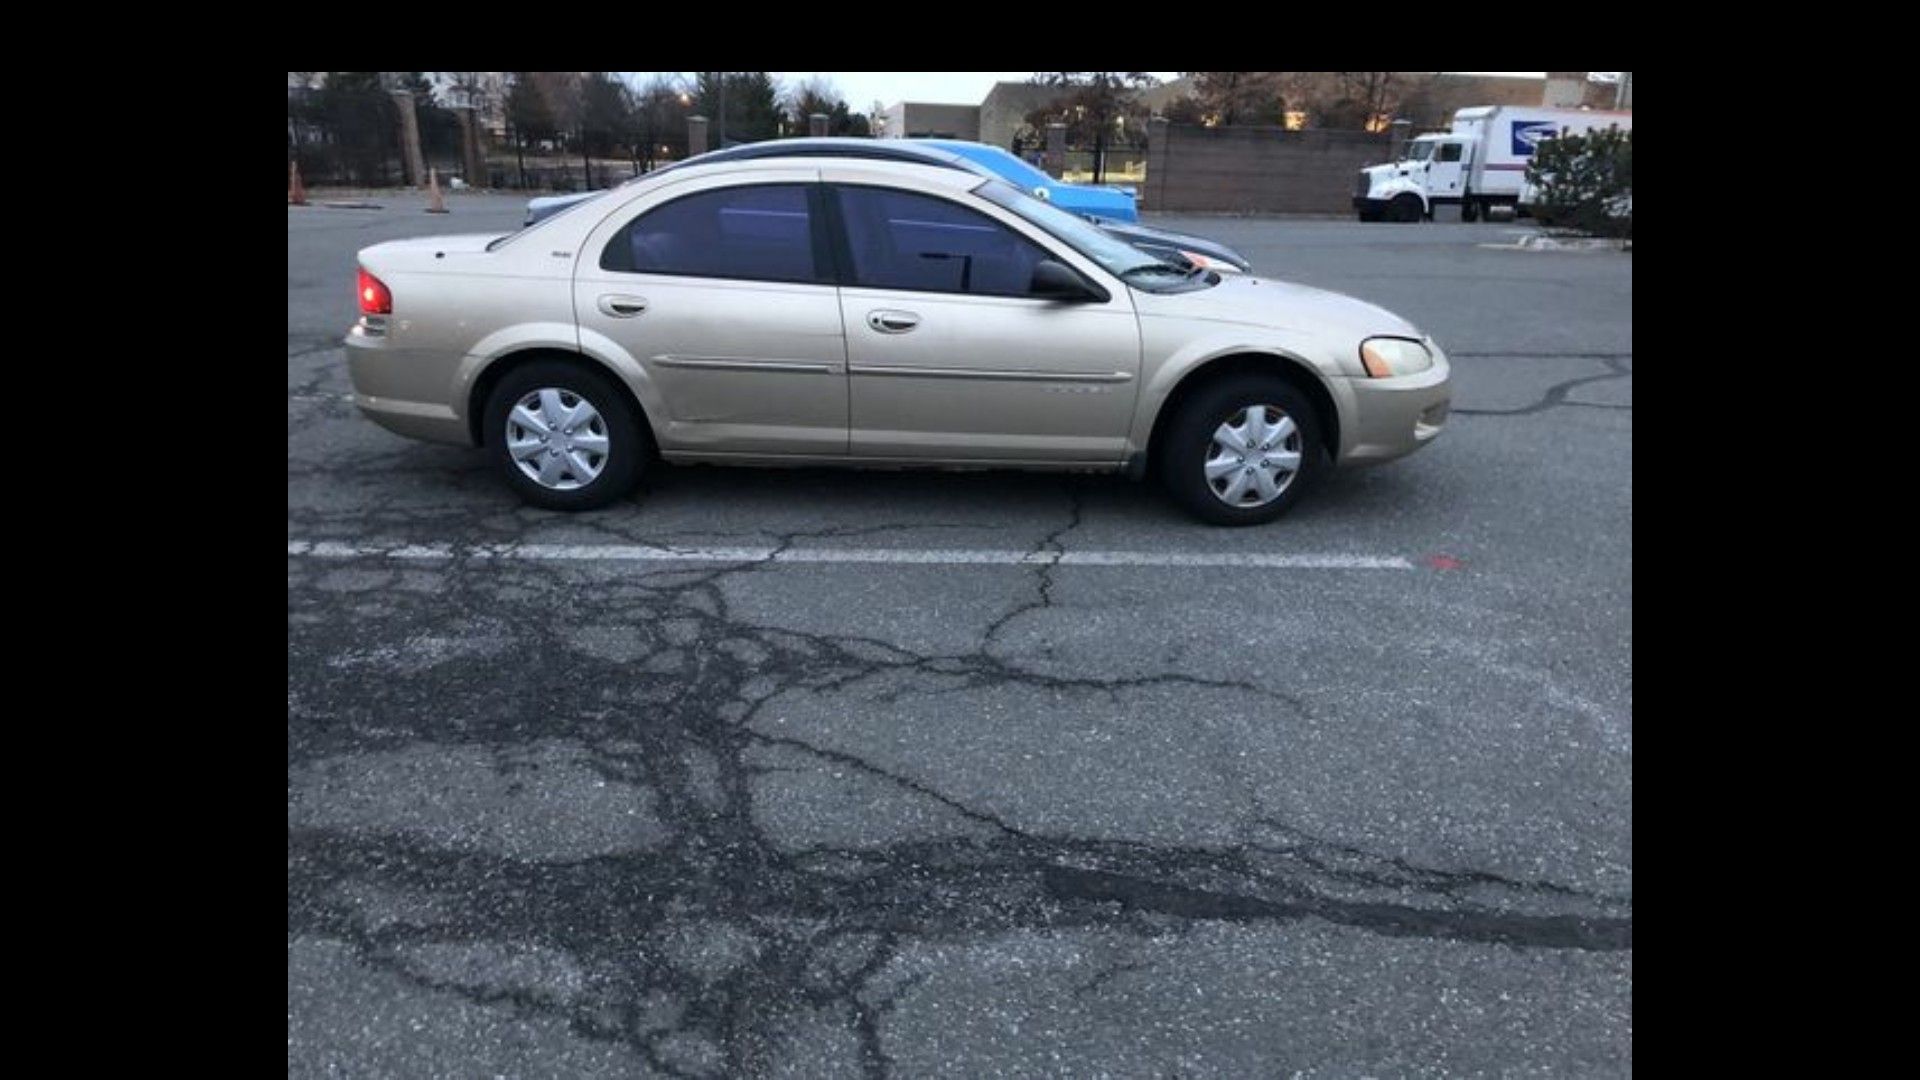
[657,137,998,180]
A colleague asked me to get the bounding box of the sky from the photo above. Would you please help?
[624,73,1550,111]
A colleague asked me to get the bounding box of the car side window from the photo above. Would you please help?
[834,185,1052,298]
[602,183,823,284]
[1436,143,1463,163]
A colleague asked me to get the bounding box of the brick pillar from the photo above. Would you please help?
[687,115,709,156]
[1044,122,1067,179]
[809,112,829,137]
[390,90,425,187]
[456,107,485,189]
[1146,117,1170,212]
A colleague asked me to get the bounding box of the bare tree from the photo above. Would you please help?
[781,76,869,137]
[1184,72,1289,127]
[1284,72,1439,130]
[784,75,840,128]
[1027,72,1158,182]
[534,72,588,187]
[504,72,554,188]
[626,73,690,169]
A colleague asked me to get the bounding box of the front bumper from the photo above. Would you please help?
[1353,197,1389,215]
[1336,355,1451,466]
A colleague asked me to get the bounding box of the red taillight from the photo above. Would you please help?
[357,267,392,315]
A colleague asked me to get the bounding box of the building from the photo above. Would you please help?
[431,72,510,139]
[878,101,981,141]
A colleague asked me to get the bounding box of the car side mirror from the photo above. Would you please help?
[1030,259,1096,302]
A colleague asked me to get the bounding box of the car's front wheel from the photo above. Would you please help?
[483,359,648,511]
[1158,374,1327,526]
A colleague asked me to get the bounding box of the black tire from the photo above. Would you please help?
[482,358,650,511]
[1157,373,1328,526]
[1390,193,1423,223]
[1461,198,1480,223]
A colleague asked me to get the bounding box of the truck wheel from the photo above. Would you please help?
[1461,199,1480,223]
[1390,194,1423,223]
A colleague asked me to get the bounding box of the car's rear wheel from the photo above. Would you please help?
[1158,374,1327,526]
[483,359,648,511]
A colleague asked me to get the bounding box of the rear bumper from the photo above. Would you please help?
[1337,357,1451,466]
[343,322,471,446]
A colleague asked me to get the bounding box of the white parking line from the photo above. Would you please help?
[287,540,1413,571]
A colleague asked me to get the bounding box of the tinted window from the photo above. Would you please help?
[1436,143,1463,163]
[602,184,821,283]
[835,186,1050,298]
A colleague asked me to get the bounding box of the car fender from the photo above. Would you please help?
[1127,329,1358,460]
[451,323,668,443]
[1371,174,1429,209]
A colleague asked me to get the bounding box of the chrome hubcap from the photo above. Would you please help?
[1205,404,1302,508]
[506,388,609,490]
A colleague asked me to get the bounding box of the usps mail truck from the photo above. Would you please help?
[1354,106,1633,223]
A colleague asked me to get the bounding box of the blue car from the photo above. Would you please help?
[916,140,1139,223]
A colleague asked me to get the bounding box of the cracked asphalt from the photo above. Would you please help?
[288,193,1632,1077]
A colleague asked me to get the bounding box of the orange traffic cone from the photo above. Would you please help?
[288,161,307,206]
[425,167,448,213]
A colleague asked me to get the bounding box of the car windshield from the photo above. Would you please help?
[1403,141,1437,163]
[950,145,1055,189]
[975,179,1196,288]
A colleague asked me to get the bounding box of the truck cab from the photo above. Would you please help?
[1354,136,1473,222]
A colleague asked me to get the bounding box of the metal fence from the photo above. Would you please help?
[290,85,678,191]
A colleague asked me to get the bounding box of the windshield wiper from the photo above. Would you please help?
[1119,263,1192,280]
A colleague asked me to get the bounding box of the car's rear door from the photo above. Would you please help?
[822,174,1139,463]
[573,170,849,456]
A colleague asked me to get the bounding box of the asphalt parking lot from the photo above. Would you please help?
[288,191,1632,1077]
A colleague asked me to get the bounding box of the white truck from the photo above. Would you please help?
[1353,106,1633,223]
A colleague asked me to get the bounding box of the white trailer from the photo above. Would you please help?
[1353,106,1633,223]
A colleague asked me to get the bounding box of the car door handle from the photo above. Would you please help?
[597,295,648,318]
[867,310,920,333]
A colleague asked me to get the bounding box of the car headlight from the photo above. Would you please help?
[1359,337,1434,378]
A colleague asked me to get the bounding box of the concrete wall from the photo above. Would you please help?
[1543,72,1589,108]
[1145,120,1389,214]
[880,103,980,140]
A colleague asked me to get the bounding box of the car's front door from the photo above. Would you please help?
[573,174,848,456]
[825,180,1140,463]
